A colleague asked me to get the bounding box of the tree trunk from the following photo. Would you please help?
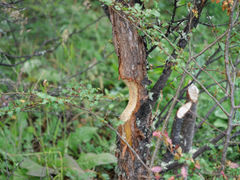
[109,4,152,180]
[107,0,205,178]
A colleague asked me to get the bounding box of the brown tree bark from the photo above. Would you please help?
[106,0,206,178]
[109,4,152,180]
[164,84,199,161]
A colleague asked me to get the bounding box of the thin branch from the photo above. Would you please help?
[150,0,208,106]
[0,0,23,8]
[165,0,178,36]
[150,71,187,167]
[199,22,229,27]
[104,123,151,172]
[182,67,229,116]
[155,48,223,129]
[63,50,114,82]
[195,96,228,130]
[191,58,228,95]
[162,131,226,173]
[191,31,228,60]
[221,0,239,170]
[0,15,106,67]
[64,103,152,172]
[199,80,226,94]
[0,45,60,67]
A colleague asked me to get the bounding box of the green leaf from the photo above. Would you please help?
[177,0,186,6]
[213,119,227,129]
[150,10,160,17]
[101,0,114,6]
[71,126,97,143]
[20,158,56,177]
[69,126,98,151]
[214,109,228,119]
[78,153,117,169]
[12,170,28,180]
[64,154,90,179]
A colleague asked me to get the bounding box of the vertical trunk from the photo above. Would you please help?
[109,4,152,180]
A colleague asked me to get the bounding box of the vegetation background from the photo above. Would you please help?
[0,0,239,179]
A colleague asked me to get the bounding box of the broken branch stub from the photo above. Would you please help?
[177,101,193,119]
[169,84,199,160]
[186,84,199,103]
[180,84,199,152]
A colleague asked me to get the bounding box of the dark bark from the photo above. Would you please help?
[155,47,222,129]
[150,61,175,107]
[180,103,197,153]
[107,0,207,178]
[109,3,152,179]
[164,84,199,161]
[161,131,226,173]
[150,0,208,111]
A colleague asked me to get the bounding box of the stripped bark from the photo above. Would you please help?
[106,0,206,178]
[109,3,152,179]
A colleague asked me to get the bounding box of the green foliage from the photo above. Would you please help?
[0,77,119,178]
[0,0,239,179]
[78,153,117,169]
[0,1,121,178]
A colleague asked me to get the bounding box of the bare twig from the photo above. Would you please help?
[104,123,151,172]
[0,15,105,67]
[69,104,151,172]
[155,48,224,129]
[165,0,178,36]
[221,0,239,170]
[182,67,229,117]
[150,71,187,167]
[195,96,228,130]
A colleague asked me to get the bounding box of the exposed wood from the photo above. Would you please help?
[154,0,208,129]
[109,3,152,179]
[119,81,138,123]
[107,0,204,177]
[186,84,199,103]
[164,84,199,161]
[180,84,199,152]
[170,101,192,148]
[177,101,192,119]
